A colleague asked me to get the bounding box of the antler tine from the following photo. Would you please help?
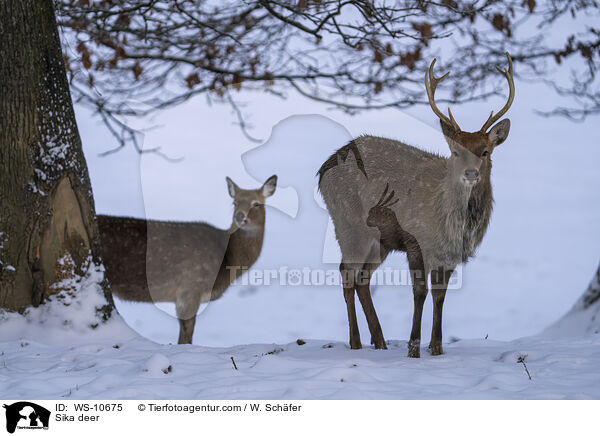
[425,58,461,132]
[480,52,515,133]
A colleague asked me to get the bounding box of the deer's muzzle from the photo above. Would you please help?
[235,212,248,226]
[464,169,479,180]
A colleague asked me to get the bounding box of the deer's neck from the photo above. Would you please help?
[211,211,266,297]
[437,164,493,263]
[462,167,494,260]
[225,224,265,269]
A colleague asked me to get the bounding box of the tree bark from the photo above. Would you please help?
[0,0,111,313]
[578,261,600,311]
[548,261,600,335]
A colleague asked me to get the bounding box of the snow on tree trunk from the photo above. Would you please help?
[0,0,112,316]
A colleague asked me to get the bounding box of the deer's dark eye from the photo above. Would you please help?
[453,151,459,157]
[481,150,489,157]
[251,201,260,207]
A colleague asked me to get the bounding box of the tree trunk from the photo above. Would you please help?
[0,0,112,314]
[546,261,600,336]
[577,261,600,311]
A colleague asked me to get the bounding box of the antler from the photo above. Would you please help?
[479,52,515,133]
[425,59,461,133]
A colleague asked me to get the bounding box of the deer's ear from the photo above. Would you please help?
[488,119,510,147]
[225,177,238,198]
[440,120,458,150]
[261,175,277,197]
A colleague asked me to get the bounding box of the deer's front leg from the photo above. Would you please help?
[177,318,196,344]
[176,291,200,345]
[407,251,427,358]
[408,290,427,358]
[429,267,454,356]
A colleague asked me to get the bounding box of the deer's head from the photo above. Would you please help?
[226,175,277,230]
[426,53,515,187]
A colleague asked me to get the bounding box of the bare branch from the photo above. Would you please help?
[54,0,600,156]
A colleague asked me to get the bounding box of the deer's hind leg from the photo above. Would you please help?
[340,262,362,349]
[355,245,388,350]
[338,229,377,350]
[356,275,386,350]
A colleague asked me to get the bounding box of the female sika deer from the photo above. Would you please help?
[318,53,515,357]
[98,175,277,344]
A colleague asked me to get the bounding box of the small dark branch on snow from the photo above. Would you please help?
[517,355,532,380]
[263,347,284,356]
[230,356,238,370]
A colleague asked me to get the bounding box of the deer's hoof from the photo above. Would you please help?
[350,340,362,350]
[408,342,420,358]
[372,337,387,350]
[429,343,444,356]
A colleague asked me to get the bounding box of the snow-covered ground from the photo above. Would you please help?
[2,54,600,400]
[5,335,600,400]
[2,279,600,400]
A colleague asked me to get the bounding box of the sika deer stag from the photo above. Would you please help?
[318,53,515,357]
[98,175,277,344]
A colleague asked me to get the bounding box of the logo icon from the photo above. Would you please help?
[3,402,50,434]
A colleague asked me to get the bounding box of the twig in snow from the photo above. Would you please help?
[230,356,238,370]
[517,355,532,380]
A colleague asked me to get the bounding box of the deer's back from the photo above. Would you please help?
[318,136,450,267]
[98,215,229,303]
[319,135,444,211]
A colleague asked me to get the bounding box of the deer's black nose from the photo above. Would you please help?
[464,169,479,180]
[235,212,246,224]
